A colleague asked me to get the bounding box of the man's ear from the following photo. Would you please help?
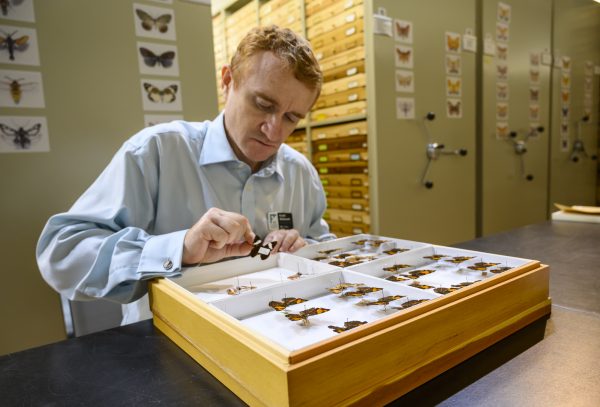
[221,65,233,98]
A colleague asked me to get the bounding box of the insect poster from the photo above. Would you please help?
[0,0,35,22]
[446,99,462,119]
[132,3,176,41]
[140,78,182,111]
[393,19,413,44]
[445,32,461,53]
[445,54,461,76]
[395,69,414,93]
[394,45,413,69]
[137,41,179,76]
[396,97,415,120]
[0,25,39,65]
[0,69,44,108]
[144,114,183,127]
[0,115,49,153]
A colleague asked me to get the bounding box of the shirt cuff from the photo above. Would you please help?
[137,229,187,278]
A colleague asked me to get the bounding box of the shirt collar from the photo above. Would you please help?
[199,111,285,180]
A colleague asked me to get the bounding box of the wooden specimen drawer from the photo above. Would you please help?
[320,73,366,96]
[306,0,363,27]
[259,0,298,17]
[320,45,365,70]
[313,148,368,164]
[306,0,352,17]
[311,120,367,140]
[320,173,368,187]
[311,19,364,50]
[326,196,369,211]
[313,134,367,152]
[323,60,365,82]
[225,1,257,27]
[307,4,364,39]
[324,208,370,224]
[313,87,366,110]
[324,185,369,199]
[326,219,370,234]
[311,100,367,122]
[314,160,368,174]
[314,33,364,62]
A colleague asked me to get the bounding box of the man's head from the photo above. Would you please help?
[221,25,322,172]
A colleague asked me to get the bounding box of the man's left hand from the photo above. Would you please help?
[264,229,306,254]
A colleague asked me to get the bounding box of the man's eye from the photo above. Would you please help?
[285,113,299,123]
[256,99,273,111]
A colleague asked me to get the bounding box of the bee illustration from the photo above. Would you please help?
[284,307,329,326]
[268,297,307,311]
[135,9,173,33]
[0,122,41,149]
[2,76,35,104]
[143,83,178,104]
[328,320,367,333]
[0,30,29,61]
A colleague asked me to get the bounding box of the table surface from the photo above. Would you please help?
[2,221,599,407]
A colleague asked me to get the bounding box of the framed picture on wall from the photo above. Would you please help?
[0,25,40,66]
[136,41,180,77]
[0,69,45,108]
[140,78,183,112]
[133,3,176,41]
[0,115,49,153]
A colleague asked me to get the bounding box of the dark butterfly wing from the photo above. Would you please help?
[284,313,305,321]
[143,83,162,103]
[158,51,175,68]
[136,9,154,31]
[249,235,262,257]
[328,325,347,333]
[268,301,287,311]
[302,307,329,316]
[282,297,306,306]
[386,275,408,282]
[0,123,18,136]
[140,47,158,67]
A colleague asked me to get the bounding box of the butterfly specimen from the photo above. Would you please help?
[143,83,178,103]
[383,264,411,272]
[496,44,508,59]
[530,88,539,102]
[329,259,361,267]
[561,91,570,103]
[403,269,435,279]
[287,272,303,280]
[446,34,460,52]
[424,254,449,261]
[0,122,41,149]
[334,253,353,259]
[357,295,404,308]
[383,248,407,255]
[327,282,365,294]
[139,47,176,68]
[396,48,411,63]
[452,281,478,288]
[397,74,412,87]
[497,65,508,79]
[434,287,458,295]
[0,30,29,61]
[395,22,410,38]
[284,307,330,326]
[268,297,307,311]
[135,9,172,33]
[447,78,461,95]
[490,266,512,274]
[410,282,434,290]
[561,57,571,70]
[249,235,277,260]
[496,24,509,41]
[318,248,342,255]
[385,275,409,282]
[529,69,539,82]
[497,104,508,119]
[467,262,499,271]
[447,100,461,116]
[446,56,460,74]
[445,256,475,264]
[561,106,569,118]
[498,4,511,22]
[328,320,367,333]
[226,282,256,296]
[352,239,388,248]
[496,83,508,100]
[342,286,383,297]
[561,73,570,88]
[496,124,509,138]
[394,299,428,309]
[2,76,35,104]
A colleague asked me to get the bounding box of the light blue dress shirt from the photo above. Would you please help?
[36,112,333,305]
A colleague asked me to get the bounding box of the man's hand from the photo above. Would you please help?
[182,208,255,265]
[264,229,306,254]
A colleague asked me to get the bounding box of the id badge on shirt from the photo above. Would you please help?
[267,212,293,230]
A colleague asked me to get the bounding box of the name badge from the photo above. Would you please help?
[267,212,294,230]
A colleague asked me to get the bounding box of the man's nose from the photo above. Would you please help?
[260,114,284,141]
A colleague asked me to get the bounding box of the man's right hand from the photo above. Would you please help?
[182,208,255,265]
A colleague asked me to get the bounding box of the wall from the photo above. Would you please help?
[0,0,217,355]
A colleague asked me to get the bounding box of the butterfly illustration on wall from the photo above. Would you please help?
[139,47,175,68]
[529,105,539,120]
[561,56,571,71]
[497,103,508,119]
[529,88,539,102]
[396,74,412,87]
[561,91,570,103]
[530,69,540,83]
[447,78,461,96]
[446,55,461,75]
[1,76,36,104]
[561,106,569,119]
[467,262,499,271]
[136,9,172,33]
[328,320,367,333]
[1,0,25,17]
[446,33,460,52]
[496,23,509,42]
[497,64,508,80]
[447,100,461,117]
[0,30,29,61]
[0,122,41,149]
[284,307,329,326]
[561,73,570,88]
[395,22,410,39]
[143,82,178,103]
[497,3,511,23]
[395,47,412,64]
[496,44,508,60]
[496,123,509,138]
[268,297,307,311]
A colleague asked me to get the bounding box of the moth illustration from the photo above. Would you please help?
[139,47,176,68]
[341,286,383,297]
[496,124,509,138]
[0,122,41,149]
[385,275,409,282]
[1,0,25,16]
[284,307,329,326]
[357,295,404,307]
[447,78,461,95]
[396,74,412,87]
[268,297,307,311]
[249,235,277,260]
[396,48,411,63]
[561,73,570,88]
[0,30,29,61]
[561,106,569,118]
[382,264,411,272]
[497,103,508,119]
[498,4,511,22]
[561,91,570,103]
[446,34,460,52]
[327,282,365,294]
[452,281,478,288]
[328,320,367,333]
[143,82,178,103]
[447,100,461,116]
[496,24,509,42]
[395,22,410,38]
[135,9,172,33]
[561,56,571,70]
[446,55,460,74]
[2,76,35,104]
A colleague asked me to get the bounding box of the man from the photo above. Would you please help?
[36,25,333,323]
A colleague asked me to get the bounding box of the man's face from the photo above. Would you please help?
[221,51,318,171]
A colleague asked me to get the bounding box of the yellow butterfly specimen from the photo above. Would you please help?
[423,254,449,261]
[341,286,383,297]
[434,287,458,295]
[446,256,475,264]
[410,282,434,290]
[268,297,307,311]
[328,320,367,333]
[447,78,461,95]
[135,9,172,33]
[386,275,409,282]
[397,74,412,87]
[285,307,330,325]
[383,264,412,272]
[383,248,408,255]
[327,282,365,294]
[447,35,460,51]
[393,299,429,310]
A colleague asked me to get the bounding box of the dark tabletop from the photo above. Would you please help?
[1,221,599,407]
